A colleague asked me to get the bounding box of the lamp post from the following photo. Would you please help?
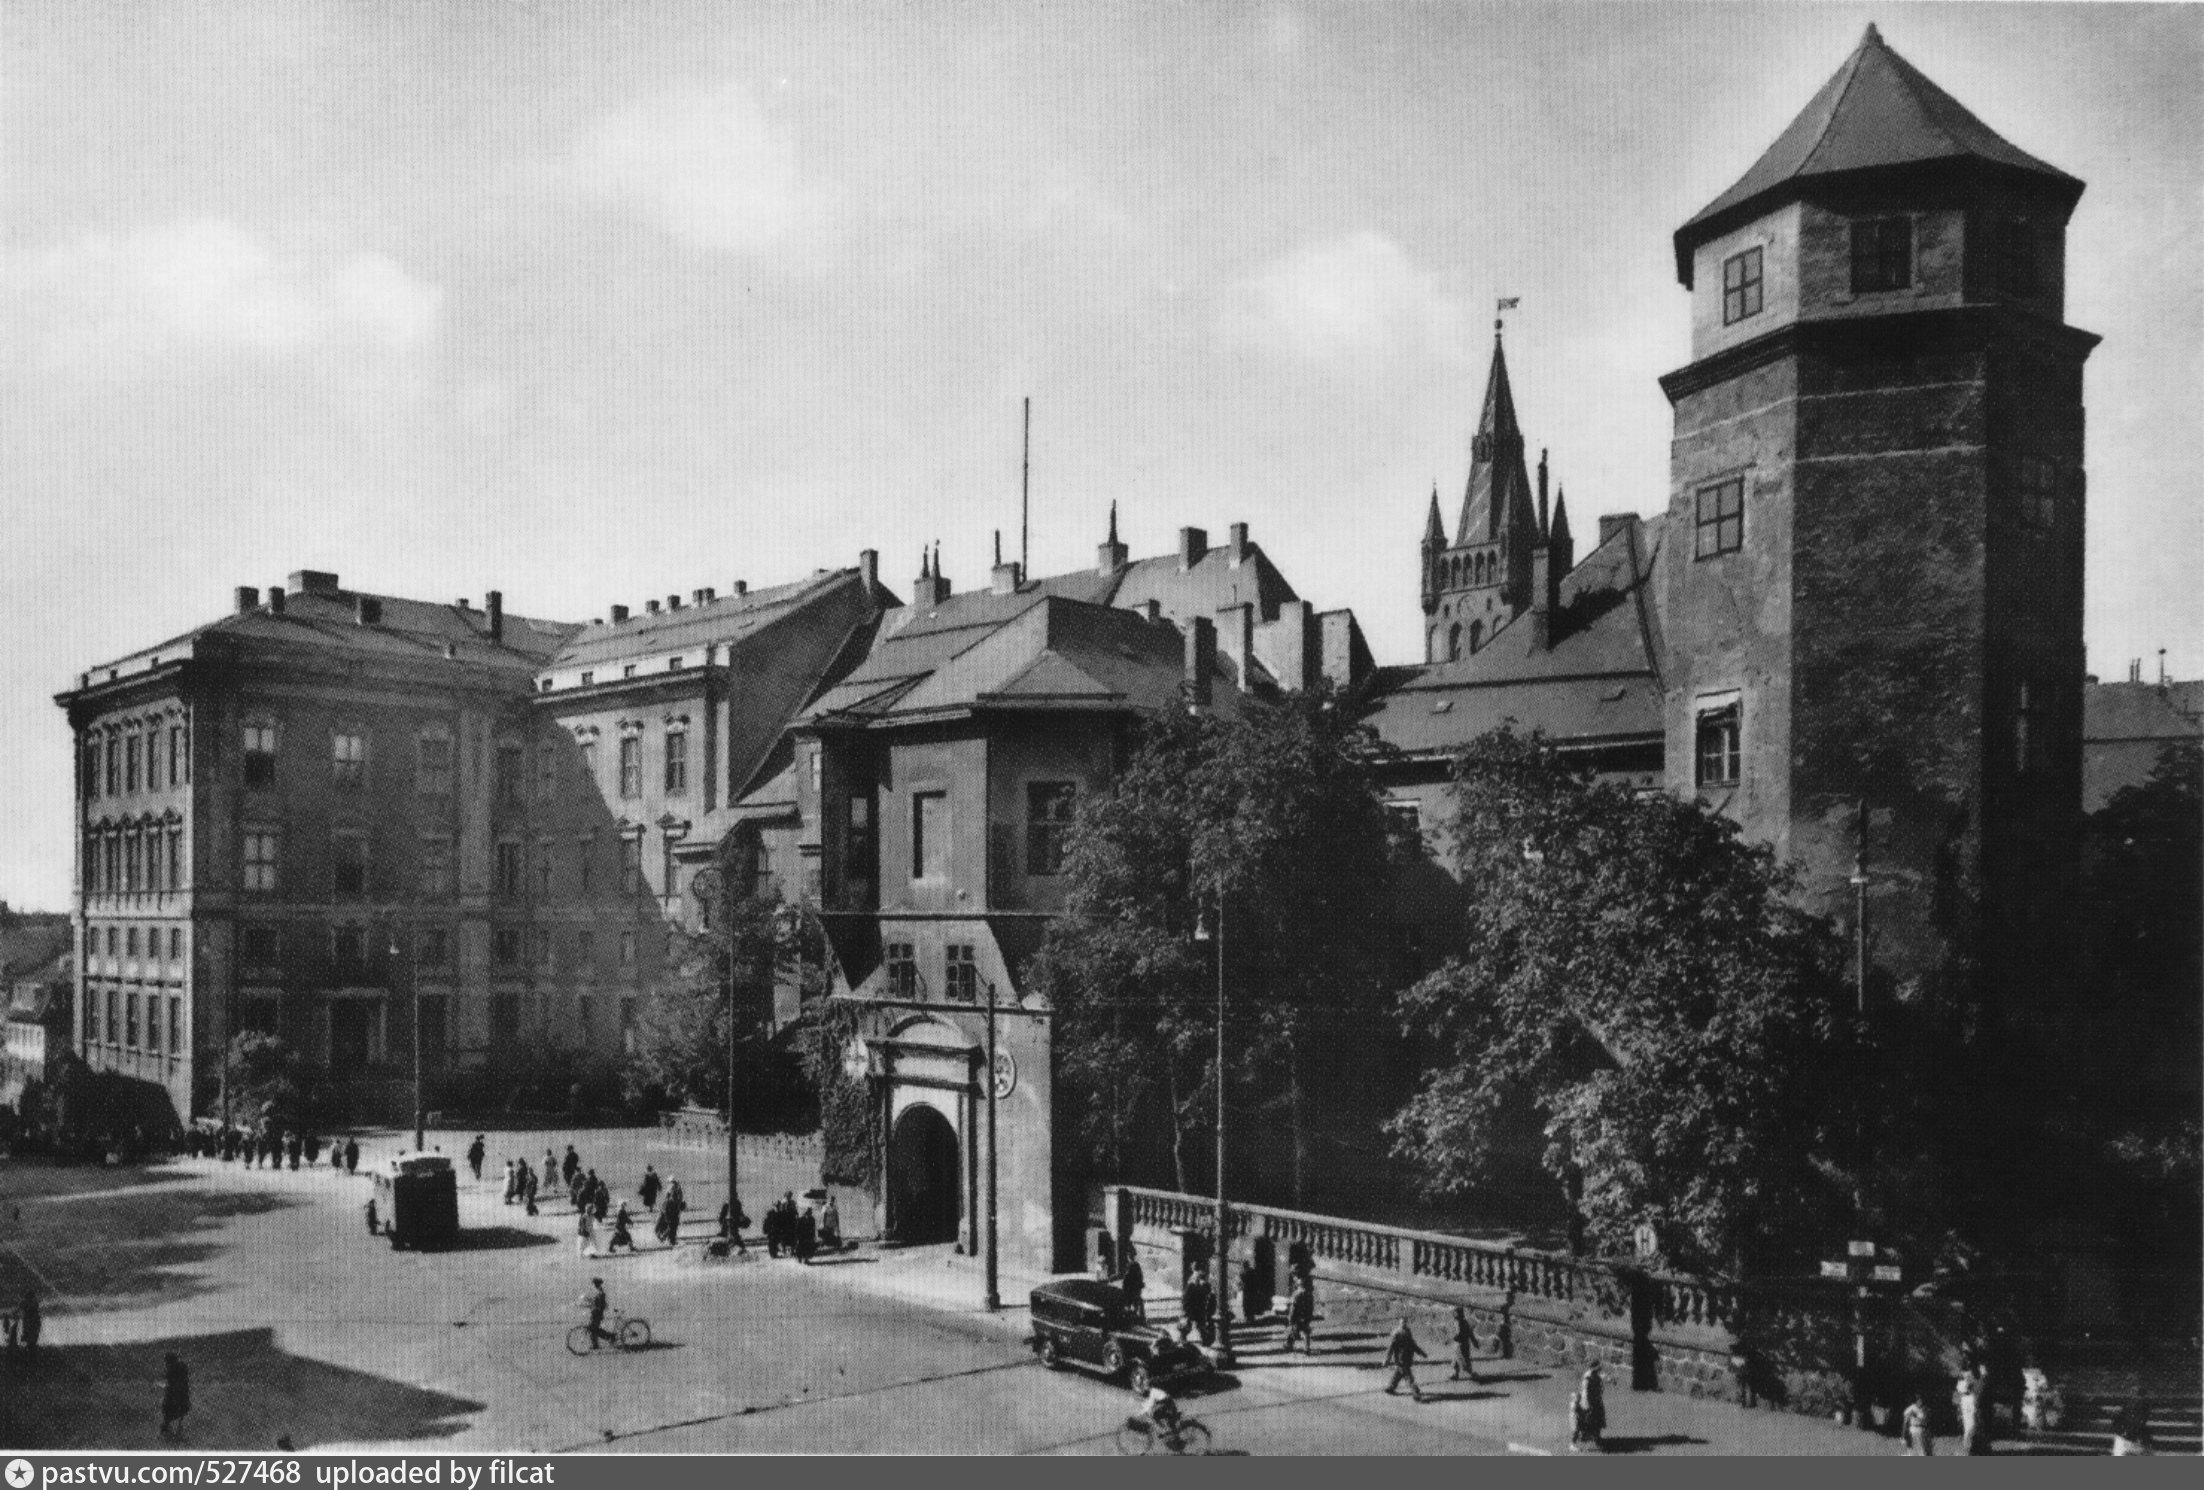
[1195,894,1235,1368]
[1846,797,1871,1425]
[983,977,1001,1313]
[389,924,422,1154]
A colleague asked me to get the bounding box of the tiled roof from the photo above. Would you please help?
[1675,24,2083,283]
[1365,517,1665,757]
[552,571,864,668]
[2084,682,2204,743]
[0,923,71,983]
[1453,337,1537,547]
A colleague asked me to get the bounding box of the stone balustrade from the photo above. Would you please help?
[657,1107,824,1171]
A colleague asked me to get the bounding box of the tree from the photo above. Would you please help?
[1388,728,1850,1275]
[224,1030,317,1134]
[1027,684,1409,1203]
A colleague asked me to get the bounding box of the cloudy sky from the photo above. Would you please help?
[3,1,2198,908]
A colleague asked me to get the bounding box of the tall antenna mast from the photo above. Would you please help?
[1021,397,1031,580]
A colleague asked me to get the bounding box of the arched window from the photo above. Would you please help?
[1470,620,1484,653]
[1448,624,1463,661]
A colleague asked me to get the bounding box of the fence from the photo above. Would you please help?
[658,1106,823,1172]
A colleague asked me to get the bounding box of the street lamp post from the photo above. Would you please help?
[1209,893,1235,1369]
[389,924,423,1154]
[1847,797,1871,1424]
[983,977,1001,1313]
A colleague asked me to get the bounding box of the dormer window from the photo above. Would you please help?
[1722,246,1764,325]
[1849,216,1912,293]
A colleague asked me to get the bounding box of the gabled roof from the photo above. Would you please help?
[2084,682,2204,744]
[1675,24,2084,285]
[1365,515,1666,758]
[551,569,885,669]
[1,923,72,984]
[1454,335,1538,547]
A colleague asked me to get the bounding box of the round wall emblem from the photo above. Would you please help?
[991,1048,1017,1099]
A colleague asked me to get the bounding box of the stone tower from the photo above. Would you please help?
[1422,331,1565,663]
[1659,24,2097,1035]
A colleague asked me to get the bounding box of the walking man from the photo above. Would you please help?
[576,1206,597,1260]
[795,1202,818,1264]
[562,1145,580,1189]
[502,1159,519,1205]
[1383,1317,1429,1401]
[819,1194,841,1252]
[1283,1278,1316,1355]
[1449,1305,1480,1383]
[1902,1392,1935,1455]
[579,1278,613,1350]
[523,1161,540,1217]
[19,1288,42,1361]
[1570,1362,1607,1451]
[1120,1253,1146,1321]
[343,1137,359,1174]
[466,1134,486,1182]
[638,1165,662,1212]
[159,1352,191,1439]
[659,1180,686,1246]
[1181,1270,1215,1347]
[607,1204,637,1253]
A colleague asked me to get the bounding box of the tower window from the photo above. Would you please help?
[242,720,278,788]
[495,741,525,808]
[912,791,949,882]
[1448,624,1463,661]
[945,944,978,1002]
[1026,781,1077,876]
[332,728,367,788]
[1722,246,1764,325]
[2018,456,2058,529]
[1695,699,1742,790]
[1849,216,1913,294]
[885,942,918,999]
[242,829,279,893]
[1694,477,1745,559]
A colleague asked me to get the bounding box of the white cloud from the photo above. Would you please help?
[1217,232,1469,367]
[10,219,441,380]
[563,82,813,253]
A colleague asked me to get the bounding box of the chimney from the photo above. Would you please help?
[667,594,682,611]
[991,530,1020,594]
[1319,609,1371,691]
[733,579,748,596]
[1217,603,1255,691]
[694,588,714,606]
[355,595,382,626]
[1598,513,1637,547]
[235,586,261,614]
[1097,501,1128,574]
[1536,450,1550,532]
[1141,599,1164,624]
[267,586,285,614]
[1264,599,1317,692]
[288,570,340,596]
[1227,522,1249,567]
[915,544,950,606]
[646,599,661,615]
[487,590,504,643]
[858,549,878,592]
[611,604,630,623]
[456,598,470,611]
[1529,546,1553,649]
[1178,526,1208,572]
[1182,615,1216,709]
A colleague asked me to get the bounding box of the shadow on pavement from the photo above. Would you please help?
[443,1226,555,1252]
[1598,1433,1711,1453]
[0,1177,308,1314]
[0,1326,485,1450]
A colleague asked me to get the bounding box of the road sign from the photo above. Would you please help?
[1821,1260,1851,1280]
[991,1048,1017,1100]
[1871,1265,1903,1283]
[1848,1239,1877,1257]
[1634,1223,1657,1258]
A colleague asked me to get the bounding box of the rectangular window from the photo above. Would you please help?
[105,987,117,1044]
[1849,216,1913,293]
[494,926,523,967]
[492,993,521,1041]
[578,994,596,1041]
[1694,477,1745,559]
[168,927,182,965]
[536,840,553,899]
[240,924,280,975]
[86,739,102,800]
[419,836,455,898]
[885,942,918,999]
[168,998,181,1055]
[2018,455,2058,530]
[664,729,688,795]
[167,825,184,890]
[105,737,121,796]
[124,830,143,892]
[104,925,117,960]
[495,742,525,808]
[620,996,638,1054]
[537,743,556,803]
[103,835,119,895]
[171,723,188,786]
[494,841,524,899]
[146,829,165,892]
[416,731,454,796]
[242,829,279,893]
[331,830,367,898]
[1998,218,2038,296]
[1387,801,1423,837]
[125,733,142,794]
[146,992,158,1052]
[619,836,642,897]
[945,944,978,1002]
[332,728,367,788]
[529,926,552,968]
[618,737,642,798]
[578,834,596,893]
[418,924,451,969]
[1695,700,1742,790]
[332,925,367,975]
[1025,781,1077,876]
[126,926,139,961]
[243,722,277,788]
[125,990,139,1048]
[2014,681,2040,775]
[912,791,949,881]
[1722,245,1764,325]
[808,747,822,792]
[578,739,597,784]
[619,930,637,968]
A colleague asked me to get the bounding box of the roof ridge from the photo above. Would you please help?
[1794,29,1875,179]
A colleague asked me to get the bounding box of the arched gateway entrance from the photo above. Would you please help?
[888,1103,962,1244]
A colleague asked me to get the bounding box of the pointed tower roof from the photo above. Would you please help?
[1423,485,1446,547]
[1550,488,1572,550]
[1455,330,1538,547]
[1674,24,2083,284]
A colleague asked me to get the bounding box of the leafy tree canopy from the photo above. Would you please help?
[1388,728,1850,1275]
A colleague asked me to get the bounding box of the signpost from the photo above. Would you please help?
[1821,1243,1907,1426]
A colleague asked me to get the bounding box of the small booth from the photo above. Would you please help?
[374,1151,460,1250]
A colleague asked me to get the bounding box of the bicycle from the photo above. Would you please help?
[566,1310,651,1355]
[1114,1413,1212,1456]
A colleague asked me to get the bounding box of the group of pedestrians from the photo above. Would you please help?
[2,1287,43,1364]
[760,1190,839,1262]
[192,1124,359,1174]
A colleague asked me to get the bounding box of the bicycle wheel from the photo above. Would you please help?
[619,1317,651,1351]
[565,1325,592,1357]
[1115,1418,1157,1456]
[1171,1421,1212,1456]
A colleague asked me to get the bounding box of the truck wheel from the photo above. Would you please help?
[1103,1342,1128,1379]
[1038,1336,1063,1369]
[1128,1361,1153,1397]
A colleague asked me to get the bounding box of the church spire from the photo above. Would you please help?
[1423,485,1445,547]
[1097,499,1129,575]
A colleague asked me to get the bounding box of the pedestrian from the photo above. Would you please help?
[1383,1316,1429,1401]
[576,1206,597,1259]
[159,1352,191,1439]
[820,1194,841,1252]
[1449,1305,1480,1383]
[286,1131,301,1170]
[19,1288,41,1360]
[1181,1271,1215,1347]
[365,1197,379,1237]
[1239,1258,1268,1322]
[796,1203,818,1264]
[1902,1391,1935,1455]
[580,1278,614,1351]
[502,1159,518,1205]
[1570,1362,1606,1450]
[304,1134,322,1167]
[2110,1401,2152,1455]
[343,1137,359,1174]
[1955,1363,1989,1455]
[607,1204,637,1253]
[719,1197,750,1254]
[466,1135,486,1182]
[659,1180,686,1245]
[562,1145,580,1188]
[591,1172,610,1222]
[544,1149,558,1189]
[523,1162,540,1217]
[639,1165,662,1212]
[1120,1253,1146,1320]
[1283,1278,1316,1355]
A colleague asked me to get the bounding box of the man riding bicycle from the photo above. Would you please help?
[578,1278,614,1350]
[1139,1385,1184,1448]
